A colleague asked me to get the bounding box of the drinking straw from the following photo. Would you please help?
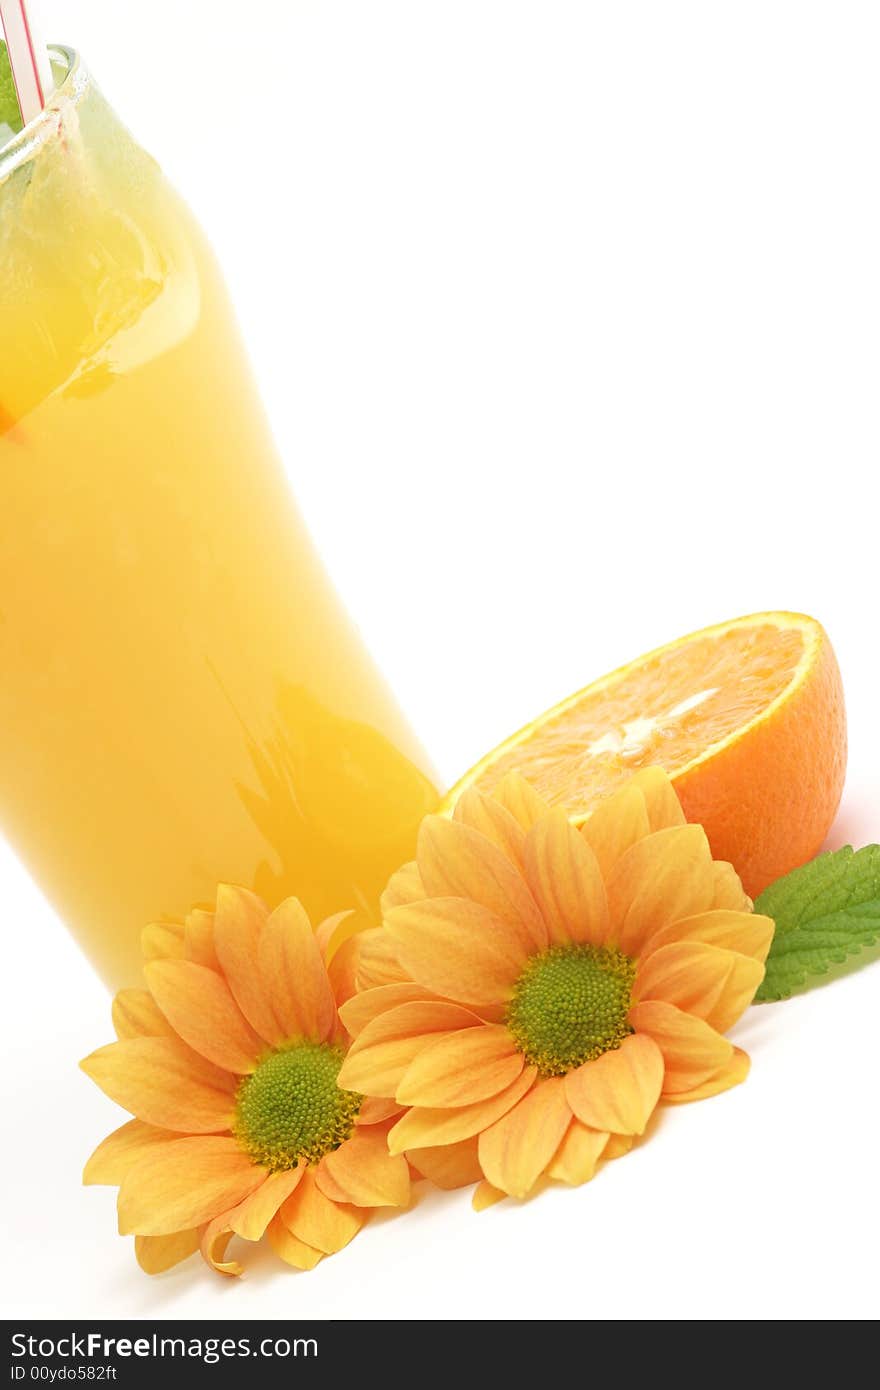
[0,0,54,126]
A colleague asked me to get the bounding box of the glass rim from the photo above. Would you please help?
[0,46,83,187]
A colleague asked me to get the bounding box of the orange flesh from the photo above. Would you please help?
[473,624,806,810]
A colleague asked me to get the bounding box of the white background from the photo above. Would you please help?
[2,1,879,1321]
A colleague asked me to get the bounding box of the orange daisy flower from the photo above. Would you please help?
[81,889,409,1276]
[337,768,772,1204]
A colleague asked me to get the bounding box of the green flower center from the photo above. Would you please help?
[234,1041,362,1171]
[506,944,636,1077]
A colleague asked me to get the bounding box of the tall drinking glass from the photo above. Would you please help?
[0,47,438,987]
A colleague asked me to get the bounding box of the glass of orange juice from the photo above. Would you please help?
[0,45,438,987]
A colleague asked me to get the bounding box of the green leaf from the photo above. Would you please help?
[755,844,880,1002]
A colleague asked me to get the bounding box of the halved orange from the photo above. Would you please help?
[445,612,846,896]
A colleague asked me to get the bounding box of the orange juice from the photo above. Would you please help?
[0,49,437,986]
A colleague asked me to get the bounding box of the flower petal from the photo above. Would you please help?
[339,983,442,1039]
[629,999,733,1094]
[117,1137,265,1236]
[338,1036,445,1097]
[356,1096,401,1125]
[604,1133,634,1159]
[490,772,552,829]
[141,922,185,962]
[381,861,425,914]
[478,1077,571,1198]
[200,1211,242,1276]
[310,1161,351,1205]
[634,940,727,1013]
[319,1126,411,1207]
[645,909,774,963]
[581,782,652,880]
[546,1119,609,1185]
[634,940,764,1031]
[280,1168,365,1254]
[83,1119,178,1186]
[523,810,609,945]
[387,1067,537,1154]
[417,816,547,948]
[453,788,527,867]
[664,1047,750,1104]
[472,1180,506,1211]
[573,765,688,880]
[339,1001,482,1096]
[259,897,337,1043]
[212,885,284,1046]
[112,990,175,1040]
[266,1215,324,1270]
[632,766,687,831]
[387,898,530,1007]
[347,1000,483,1049]
[229,1167,305,1240]
[315,910,356,961]
[326,936,360,1016]
[184,910,219,970]
[355,928,410,989]
[134,1229,200,1275]
[396,1025,523,1107]
[145,959,263,1075]
[606,825,717,955]
[711,861,752,911]
[564,1034,663,1135]
[80,1037,236,1133]
[407,1137,483,1190]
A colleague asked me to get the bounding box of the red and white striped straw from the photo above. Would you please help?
[0,0,53,126]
